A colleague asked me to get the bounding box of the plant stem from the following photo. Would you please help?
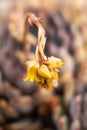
[23,13,46,61]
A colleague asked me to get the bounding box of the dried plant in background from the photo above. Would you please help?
[0,0,87,130]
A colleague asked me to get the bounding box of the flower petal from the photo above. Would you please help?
[28,68,36,82]
[46,56,63,69]
[24,61,39,82]
[26,59,39,71]
[56,61,64,68]
[38,65,52,79]
[52,71,59,79]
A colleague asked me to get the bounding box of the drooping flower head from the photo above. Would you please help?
[23,13,63,90]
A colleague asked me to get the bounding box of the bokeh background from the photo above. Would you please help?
[0,0,87,130]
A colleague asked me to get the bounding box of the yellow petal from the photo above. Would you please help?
[52,71,59,79]
[28,68,36,82]
[47,56,63,69]
[23,68,34,82]
[56,61,63,68]
[38,65,52,79]
[24,64,38,82]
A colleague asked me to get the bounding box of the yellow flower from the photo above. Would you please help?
[23,13,63,90]
[46,56,63,69]
[23,59,39,82]
[24,59,59,90]
[24,56,63,89]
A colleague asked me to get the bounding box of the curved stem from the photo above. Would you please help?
[23,13,46,61]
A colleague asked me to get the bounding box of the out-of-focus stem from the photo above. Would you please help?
[23,14,30,60]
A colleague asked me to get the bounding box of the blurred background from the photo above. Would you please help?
[0,0,87,130]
